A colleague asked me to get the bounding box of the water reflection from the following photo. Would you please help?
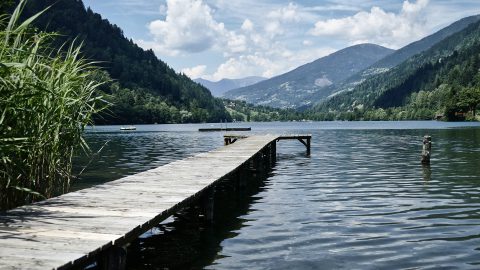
[126,163,273,269]
[422,165,432,183]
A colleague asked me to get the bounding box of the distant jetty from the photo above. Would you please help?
[199,127,251,132]
[120,126,136,131]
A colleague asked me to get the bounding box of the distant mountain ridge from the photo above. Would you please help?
[312,16,480,120]
[314,14,480,104]
[194,76,266,97]
[224,44,394,108]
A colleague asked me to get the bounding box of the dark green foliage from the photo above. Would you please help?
[19,0,230,124]
[1,1,107,209]
[0,0,15,14]
[223,100,305,122]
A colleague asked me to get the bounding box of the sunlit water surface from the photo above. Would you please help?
[74,121,480,269]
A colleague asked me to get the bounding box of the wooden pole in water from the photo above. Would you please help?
[203,188,215,223]
[306,137,311,156]
[99,246,127,270]
[421,135,432,164]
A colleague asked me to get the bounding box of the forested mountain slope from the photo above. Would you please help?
[312,19,480,121]
[306,15,480,108]
[194,76,266,97]
[10,0,230,124]
[224,44,393,109]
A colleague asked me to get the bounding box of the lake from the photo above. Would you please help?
[75,121,480,269]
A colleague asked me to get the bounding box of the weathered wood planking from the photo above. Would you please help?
[0,134,295,270]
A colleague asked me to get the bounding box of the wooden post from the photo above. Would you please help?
[263,146,270,170]
[421,135,432,164]
[306,137,311,156]
[238,165,247,188]
[203,188,215,223]
[99,246,127,270]
[271,141,276,165]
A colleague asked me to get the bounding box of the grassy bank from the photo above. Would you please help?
[0,0,106,210]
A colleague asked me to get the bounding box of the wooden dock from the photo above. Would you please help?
[198,127,251,132]
[0,134,311,270]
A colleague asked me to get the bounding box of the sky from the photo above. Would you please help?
[82,0,480,81]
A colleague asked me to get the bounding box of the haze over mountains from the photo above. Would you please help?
[194,76,266,97]
[223,44,393,109]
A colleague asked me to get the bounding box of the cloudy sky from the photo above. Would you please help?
[83,0,480,81]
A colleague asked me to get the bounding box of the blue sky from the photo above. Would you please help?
[83,0,480,81]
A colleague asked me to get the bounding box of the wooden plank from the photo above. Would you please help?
[0,134,308,270]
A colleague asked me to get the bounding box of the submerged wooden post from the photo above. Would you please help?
[99,246,127,270]
[421,135,432,164]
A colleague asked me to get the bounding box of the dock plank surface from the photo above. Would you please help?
[0,135,280,269]
[0,134,310,269]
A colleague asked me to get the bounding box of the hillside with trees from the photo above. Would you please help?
[224,44,394,109]
[309,15,480,105]
[311,19,480,121]
[4,0,230,124]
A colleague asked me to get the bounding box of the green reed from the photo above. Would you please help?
[0,0,106,210]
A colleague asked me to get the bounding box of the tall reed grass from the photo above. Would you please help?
[0,0,106,210]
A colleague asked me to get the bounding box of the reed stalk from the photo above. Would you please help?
[0,0,106,210]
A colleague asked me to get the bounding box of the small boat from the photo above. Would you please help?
[120,126,136,131]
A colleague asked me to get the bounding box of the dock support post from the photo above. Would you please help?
[421,135,432,164]
[262,147,269,171]
[203,188,215,223]
[306,137,311,156]
[295,137,311,155]
[271,141,276,165]
[99,246,127,270]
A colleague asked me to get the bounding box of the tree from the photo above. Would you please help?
[458,86,480,117]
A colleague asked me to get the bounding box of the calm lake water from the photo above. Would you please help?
[74,121,480,269]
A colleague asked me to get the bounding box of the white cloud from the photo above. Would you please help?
[263,2,303,38]
[145,0,227,54]
[309,0,430,48]
[142,0,249,57]
[403,0,429,14]
[241,19,254,32]
[267,2,300,23]
[207,46,335,81]
[303,40,313,46]
[181,65,207,79]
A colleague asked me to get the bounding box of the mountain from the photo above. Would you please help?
[223,44,394,109]
[312,17,480,121]
[311,15,480,105]
[14,0,230,124]
[194,76,266,97]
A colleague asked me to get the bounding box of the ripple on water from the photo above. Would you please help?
[209,128,480,269]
